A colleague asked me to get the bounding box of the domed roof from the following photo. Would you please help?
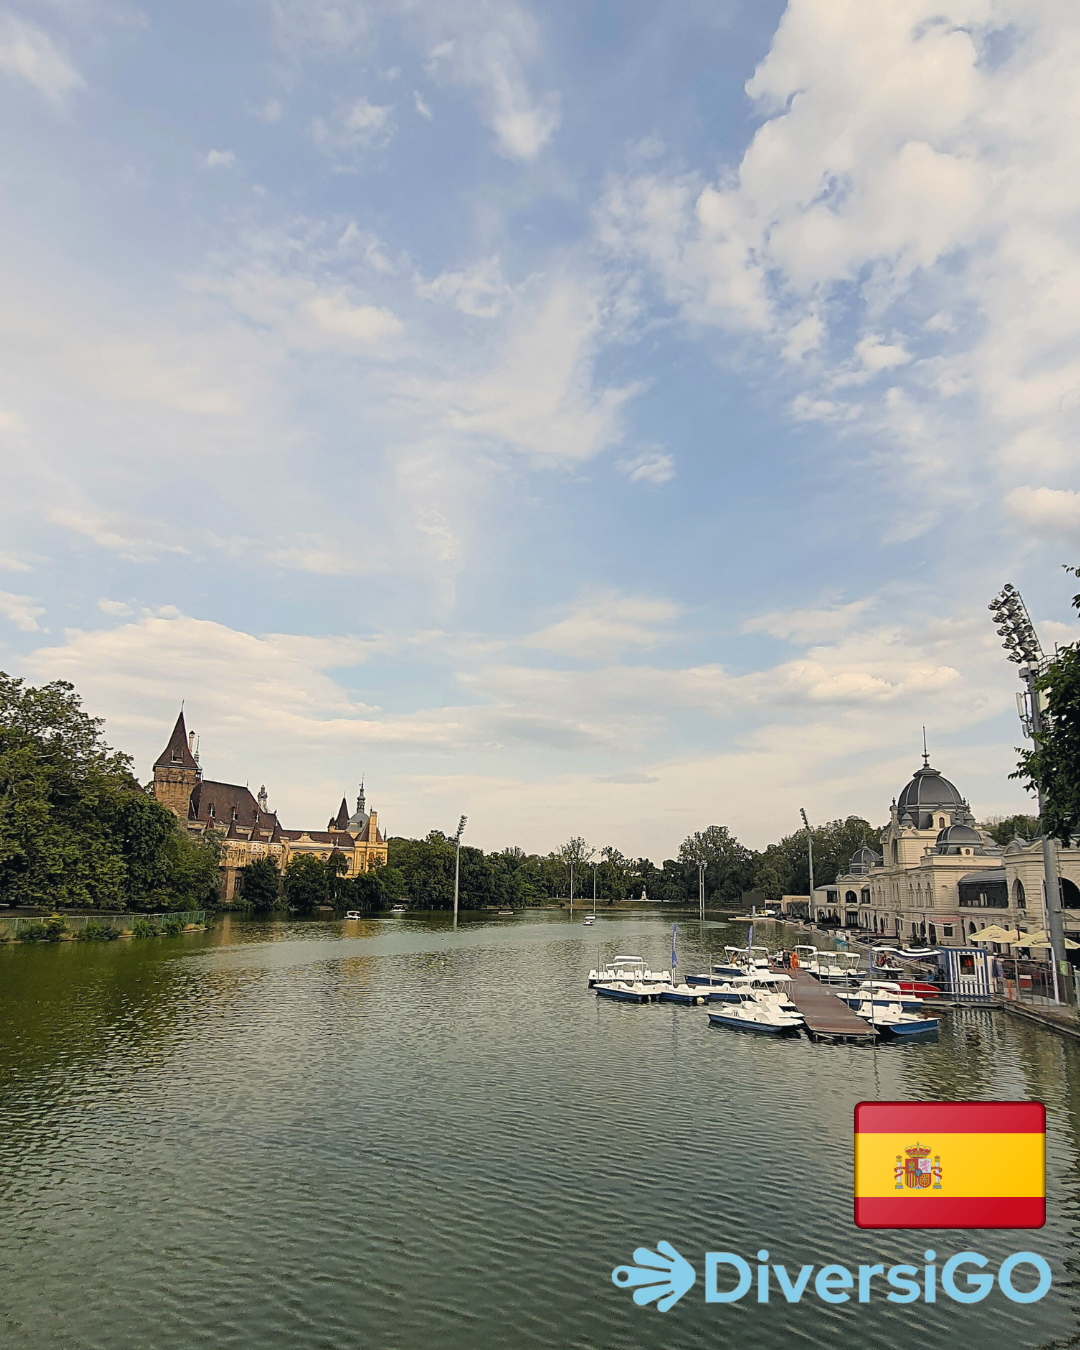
[933,822,989,856]
[897,763,964,816]
[848,845,881,875]
[935,823,981,846]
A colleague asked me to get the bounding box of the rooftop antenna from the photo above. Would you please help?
[921,726,929,768]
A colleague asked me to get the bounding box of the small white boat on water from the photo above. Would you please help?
[588,955,671,987]
[658,982,710,1005]
[850,996,938,1039]
[708,972,798,1013]
[583,915,595,926]
[708,993,804,1036]
[837,981,927,1014]
[390,905,408,914]
[594,957,666,1003]
[800,948,862,982]
[343,910,362,921]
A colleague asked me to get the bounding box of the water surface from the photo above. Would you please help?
[2,911,1078,1350]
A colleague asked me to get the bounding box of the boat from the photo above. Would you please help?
[583,915,595,926]
[686,961,742,985]
[594,958,666,1003]
[498,909,515,915]
[837,981,927,1013]
[343,910,362,921]
[708,994,804,1035]
[804,949,862,982]
[658,983,710,1005]
[390,904,408,914]
[708,972,799,1012]
[588,956,671,987]
[850,996,939,1039]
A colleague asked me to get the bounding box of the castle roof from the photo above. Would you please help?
[330,796,350,831]
[154,710,199,771]
[189,779,262,828]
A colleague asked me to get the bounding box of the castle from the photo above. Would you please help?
[151,710,388,901]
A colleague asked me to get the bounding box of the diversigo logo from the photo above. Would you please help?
[613,1099,1051,1314]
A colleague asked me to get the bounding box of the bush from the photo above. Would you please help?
[160,915,184,937]
[76,920,121,941]
[20,921,49,942]
[43,914,67,942]
[130,917,157,938]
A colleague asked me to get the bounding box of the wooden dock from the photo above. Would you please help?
[790,970,878,1045]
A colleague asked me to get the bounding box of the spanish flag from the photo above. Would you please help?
[854,1101,1045,1229]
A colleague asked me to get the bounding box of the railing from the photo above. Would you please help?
[0,911,207,939]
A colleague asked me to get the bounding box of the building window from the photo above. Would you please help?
[1014,879,1026,909]
[1063,878,1080,910]
[845,890,857,904]
[939,817,945,829]
[943,925,954,937]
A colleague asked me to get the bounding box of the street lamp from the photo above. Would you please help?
[592,859,598,919]
[452,815,467,928]
[697,859,706,926]
[988,585,1067,999]
[800,808,815,925]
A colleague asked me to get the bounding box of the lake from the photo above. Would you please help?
[1,910,1077,1350]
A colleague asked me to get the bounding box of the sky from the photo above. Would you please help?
[2,0,1079,858]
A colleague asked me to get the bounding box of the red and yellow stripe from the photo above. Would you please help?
[854,1101,1045,1229]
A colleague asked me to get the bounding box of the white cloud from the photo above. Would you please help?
[597,0,1080,547]
[0,551,30,572]
[1005,485,1080,539]
[744,598,876,644]
[312,98,394,157]
[50,508,192,562]
[524,592,683,656]
[406,277,638,463]
[305,291,402,344]
[425,8,559,161]
[413,89,432,119]
[97,599,133,616]
[205,149,236,169]
[0,13,83,100]
[616,450,675,485]
[0,589,44,632]
[417,256,510,318]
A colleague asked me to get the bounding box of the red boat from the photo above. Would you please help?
[898,980,941,999]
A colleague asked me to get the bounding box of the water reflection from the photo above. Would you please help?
[0,911,1078,1350]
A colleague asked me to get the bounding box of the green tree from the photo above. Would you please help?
[678,825,756,907]
[1014,567,1080,844]
[239,855,282,913]
[282,853,327,913]
[751,816,879,901]
[0,673,219,911]
[325,851,349,908]
[979,814,1041,847]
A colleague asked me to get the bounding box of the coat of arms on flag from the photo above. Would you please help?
[856,1100,1045,1229]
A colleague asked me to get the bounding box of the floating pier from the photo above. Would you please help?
[789,970,878,1045]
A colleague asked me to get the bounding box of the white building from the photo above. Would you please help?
[811,753,1080,947]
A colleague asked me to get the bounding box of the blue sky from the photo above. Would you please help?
[2,0,1079,856]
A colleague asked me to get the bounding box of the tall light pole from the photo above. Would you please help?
[800,808,815,925]
[697,859,706,926]
[989,585,1067,1000]
[452,815,467,929]
[592,859,598,917]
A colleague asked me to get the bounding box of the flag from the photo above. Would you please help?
[854,1101,1045,1229]
[671,923,678,970]
[747,923,753,950]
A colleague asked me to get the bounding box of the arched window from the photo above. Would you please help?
[891,840,899,864]
[845,890,858,904]
[939,817,945,829]
[1013,878,1026,909]
[1062,878,1080,910]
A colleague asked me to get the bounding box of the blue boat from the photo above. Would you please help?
[659,984,709,1005]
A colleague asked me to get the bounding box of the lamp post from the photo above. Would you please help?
[452,815,467,929]
[592,860,598,918]
[697,859,706,926]
[988,585,1066,1001]
[800,808,815,926]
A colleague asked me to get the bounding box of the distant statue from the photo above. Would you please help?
[257,785,268,814]
[641,886,647,901]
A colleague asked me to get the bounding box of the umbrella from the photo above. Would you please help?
[970,925,1021,943]
[1015,929,1080,950]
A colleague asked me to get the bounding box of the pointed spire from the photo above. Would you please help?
[356,778,366,814]
[154,709,199,770]
[334,796,350,831]
[922,726,930,768]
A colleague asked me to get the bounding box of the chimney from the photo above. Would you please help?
[188,731,196,753]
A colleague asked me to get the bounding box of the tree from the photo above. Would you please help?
[239,855,281,912]
[558,836,594,900]
[678,825,756,907]
[325,851,349,908]
[979,814,1041,847]
[1014,567,1080,845]
[282,853,327,913]
[0,673,219,911]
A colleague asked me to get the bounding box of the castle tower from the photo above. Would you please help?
[152,710,201,820]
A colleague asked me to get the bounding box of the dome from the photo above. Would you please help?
[933,822,987,856]
[1004,833,1030,854]
[848,845,881,876]
[896,762,965,829]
